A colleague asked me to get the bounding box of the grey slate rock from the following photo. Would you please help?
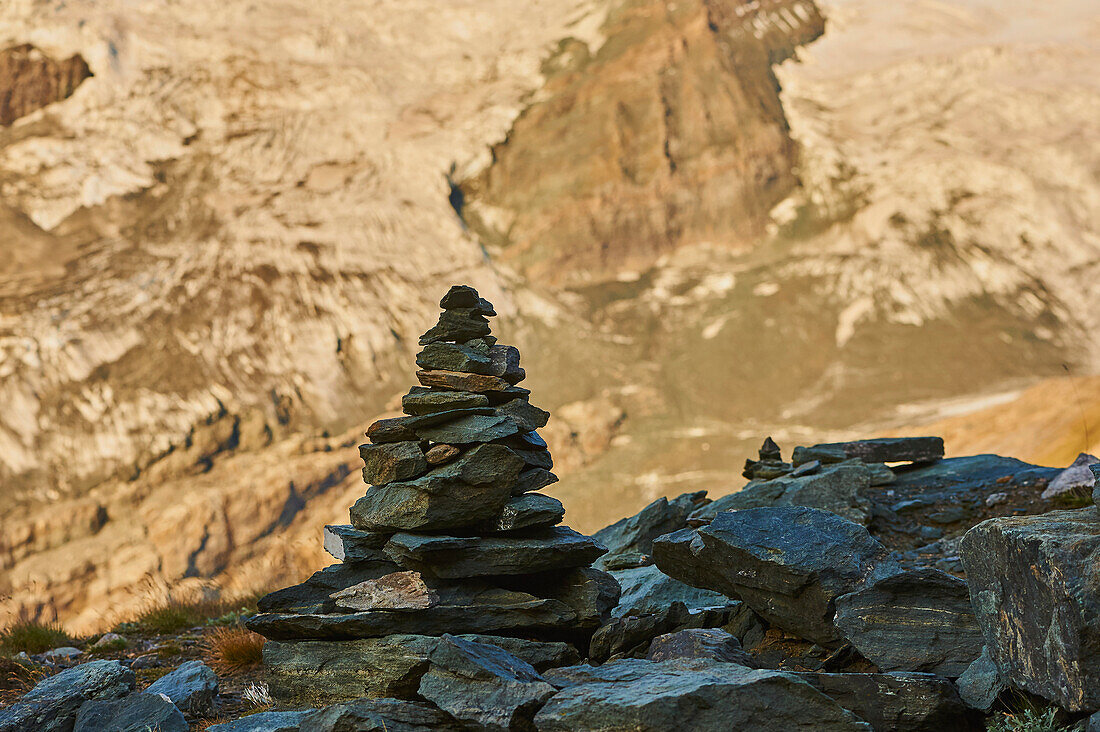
[956,646,1004,712]
[653,506,900,645]
[488,345,525,384]
[0,660,135,732]
[960,508,1100,712]
[439,284,495,315]
[414,413,519,444]
[495,399,550,431]
[257,562,399,614]
[207,710,314,732]
[488,492,565,532]
[401,388,489,416]
[588,602,751,663]
[366,408,495,444]
[416,369,513,393]
[416,341,492,374]
[73,693,187,732]
[145,660,219,717]
[610,564,730,618]
[350,444,523,532]
[359,442,427,485]
[419,308,492,345]
[418,634,556,732]
[593,491,709,569]
[535,658,872,731]
[508,445,554,470]
[834,568,983,677]
[299,697,465,732]
[383,526,606,578]
[793,672,976,731]
[323,525,390,564]
[645,628,754,665]
[513,468,558,495]
[793,437,944,465]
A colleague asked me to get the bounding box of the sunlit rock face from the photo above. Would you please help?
[0,44,91,126]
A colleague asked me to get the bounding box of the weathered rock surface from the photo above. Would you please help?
[793,672,975,731]
[834,569,982,677]
[402,389,490,416]
[535,659,871,731]
[793,438,944,466]
[960,508,1100,711]
[1041,452,1099,499]
[593,491,709,569]
[418,309,492,345]
[418,635,557,732]
[0,660,135,732]
[416,341,493,374]
[610,565,731,618]
[653,506,900,644]
[383,527,606,578]
[323,525,390,565]
[488,493,565,533]
[257,562,400,614]
[73,692,188,732]
[359,442,428,486]
[329,571,438,611]
[350,444,523,532]
[298,697,465,732]
[956,647,1004,712]
[513,468,558,495]
[645,628,753,666]
[145,660,219,717]
[417,369,513,394]
[588,602,755,663]
[207,710,315,732]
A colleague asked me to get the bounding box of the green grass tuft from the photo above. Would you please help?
[0,620,72,656]
[986,707,1070,732]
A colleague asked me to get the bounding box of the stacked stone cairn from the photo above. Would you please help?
[247,285,618,708]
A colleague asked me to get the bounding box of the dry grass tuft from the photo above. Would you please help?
[204,625,265,674]
[0,619,72,656]
[118,590,266,635]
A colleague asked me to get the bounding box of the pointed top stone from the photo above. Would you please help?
[760,436,781,462]
[440,285,496,316]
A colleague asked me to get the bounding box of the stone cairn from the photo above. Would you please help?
[247,285,618,706]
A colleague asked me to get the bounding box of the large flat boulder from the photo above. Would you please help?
[534,658,871,731]
[792,672,976,731]
[793,437,943,466]
[383,527,606,578]
[960,508,1100,712]
[834,568,983,677]
[653,506,900,644]
[0,660,135,732]
[611,565,730,618]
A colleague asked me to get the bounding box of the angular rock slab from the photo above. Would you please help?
[299,698,465,732]
[402,387,490,416]
[645,628,754,666]
[330,571,438,611]
[257,561,399,614]
[323,525,390,564]
[0,660,135,732]
[611,564,731,619]
[417,369,512,393]
[384,526,606,578]
[535,658,872,731]
[207,710,315,732]
[359,441,427,485]
[416,341,492,374]
[350,444,523,532]
[956,647,1004,712]
[418,634,557,732]
[793,437,944,465]
[145,659,219,717]
[73,692,188,732]
[593,491,709,569]
[960,508,1100,712]
[488,492,565,533]
[793,672,976,731]
[834,568,983,677]
[418,308,491,344]
[588,603,754,663]
[1041,452,1098,499]
[653,506,900,645]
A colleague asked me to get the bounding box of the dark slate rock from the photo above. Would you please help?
[416,341,492,374]
[401,389,489,416]
[495,399,550,431]
[956,647,1004,712]
[888,455,1058,498]
[1090,712,1100,732]
[350,444,523,532]
[507,445,554,470]
[256,562,399,614]
[593,491,709,569]
[207,710,314,732]
[299,697,465,732]
[384,527,606,578]
[604,552,653,570]
[488,345,525,384]
[264,634,579,707]
[424,444,460,466]
[690,463,873,526]
[247,581,577,641]
[653,506,900,645]
[145,660,219,717]
[359,441,427,485]
[414,413,519,444]
[364,417,416,444]
[611,565,730,618]
[534,658,872,731]
[0,660,135,732]
[834,568,982,677]
[487,493,565,533]
[418,635,556,732]
[960,508,1100,712]
[323,525,391,564]
[645,628,753,665]
[794,437,944,465]
[589,602,751,663]
[486,385,532,405]
[793,672,976,731]
[416,369,512,393]
[439,285,495,315]
[513,468,558,495]
[419,309,491,345]
[366,408,496,444]
[73,693,187,732]
[525,567,621,630]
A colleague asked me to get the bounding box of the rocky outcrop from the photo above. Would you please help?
[0,660,134,732]
[0,44,91,126]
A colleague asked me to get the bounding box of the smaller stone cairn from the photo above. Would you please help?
[247,285,617,706]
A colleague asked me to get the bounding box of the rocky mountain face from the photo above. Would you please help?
[1,0,1099,632]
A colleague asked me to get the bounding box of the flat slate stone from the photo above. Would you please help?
[495,399,550,431]
[424,444,460,465]
[509,445,554,470]
[834,568,983,677]
[793,437,944,465]
[960,508,1100,712]
[207,710,314,732]
[793,672,975,731]
[439,285,495,315]
[417,369,512,393]
[359,441,427,485]
[73,692,187,732]
[366,408,495,444]
[611,565,731,619]
[384,526,606,578]
[299,698,465,732]
[653,506,900,645]
[414,413,519,444]
[418,309,491,345]
[257,562,399,614]
[488,492,565,532]
[416,341,492,374]
[350,444,523,532]
[0,660,135,732]
[330,571,438,611]
[534,658,871,731]
[323,525,390,564]
[513,468,559,495]
[594,491,709,569]
[402,389,489,416]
